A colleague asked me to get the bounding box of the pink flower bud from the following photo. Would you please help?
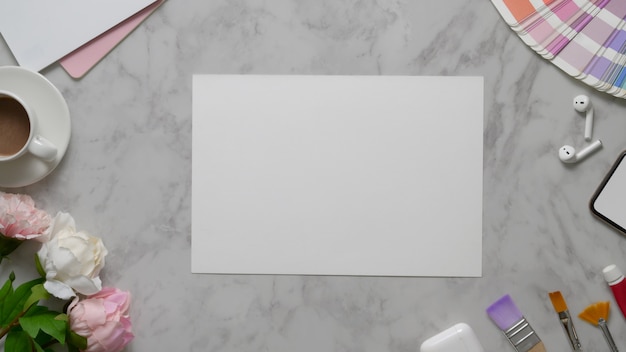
[0,192,51,241]
[68,287,134,352]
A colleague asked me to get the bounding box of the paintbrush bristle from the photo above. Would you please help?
[548,291,567,313]
[579,301,611,326]
[487,294,545,352]
[486,294,523,330]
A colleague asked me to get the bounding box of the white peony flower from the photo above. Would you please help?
[37,212,108,300]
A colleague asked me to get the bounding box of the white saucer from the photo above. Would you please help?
[0,66,71,188]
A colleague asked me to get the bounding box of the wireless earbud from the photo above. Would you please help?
[573,95,594,141]
[559,140,602,163]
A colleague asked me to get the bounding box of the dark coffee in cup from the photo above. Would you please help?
[0,89,57,163]
[0,97,31,157]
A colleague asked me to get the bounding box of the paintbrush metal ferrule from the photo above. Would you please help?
[503,317,542,352]
[557,310,583,351]
[487,294,546,352]
[598,318,619,352]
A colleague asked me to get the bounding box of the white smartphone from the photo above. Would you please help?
[591,150,626,234]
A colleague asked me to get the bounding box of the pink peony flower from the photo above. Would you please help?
[68,287,134,352]
[0,192,51,241]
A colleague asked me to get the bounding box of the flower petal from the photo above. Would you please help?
[65,275,102,296]
[43,279,75,300]
[47,212,76,236]
[90,321,130,352]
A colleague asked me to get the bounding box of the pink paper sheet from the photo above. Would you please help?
[60,0,164,78]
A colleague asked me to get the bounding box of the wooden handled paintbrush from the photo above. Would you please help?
[487,294,546,352]
[549,291,583,351]
[579,301,619,352]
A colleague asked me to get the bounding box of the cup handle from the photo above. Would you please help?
[28,135,58,162]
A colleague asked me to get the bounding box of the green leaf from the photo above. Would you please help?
[23,284,50,311]
[32,326,55,349]
[47,314,68,344]
[24,305,48,317]
[32,340,45,352]
[0,273,15,329]
[33,254,45,279]
[68,330,88,350]
[5,330,33,352]
[0,272,15,302]
[1,278,44,326]
[0,233,23,259]
[19,312,67,345]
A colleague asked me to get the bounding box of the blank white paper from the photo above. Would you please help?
[0,0,155,71]
[192,75,483,277]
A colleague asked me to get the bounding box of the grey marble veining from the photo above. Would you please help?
[3,0,626,350]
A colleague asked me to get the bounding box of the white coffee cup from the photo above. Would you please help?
[0,90,57,162]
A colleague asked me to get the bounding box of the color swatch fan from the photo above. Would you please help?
[491,0,626,98]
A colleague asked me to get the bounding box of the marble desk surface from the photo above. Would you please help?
[3,0,626,351]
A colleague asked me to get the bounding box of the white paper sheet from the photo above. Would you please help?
[192,75,483,277]
[0,0,155,71]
